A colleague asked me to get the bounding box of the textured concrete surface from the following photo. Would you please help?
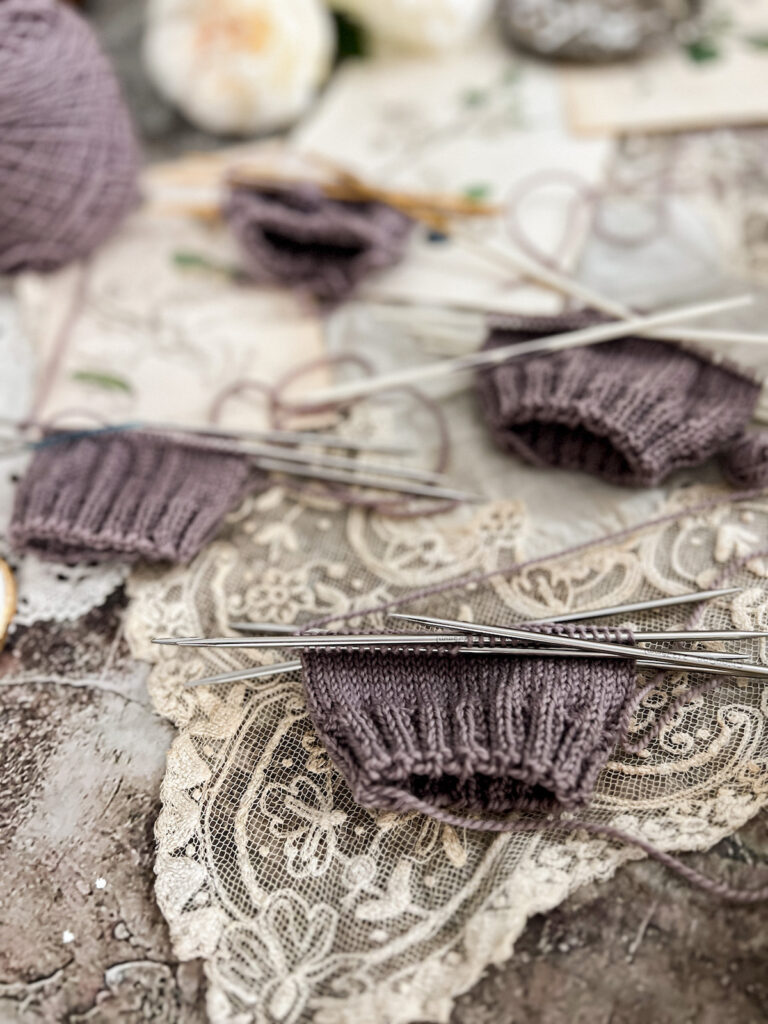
[0,595,206,1023]
[1,2,765,1021]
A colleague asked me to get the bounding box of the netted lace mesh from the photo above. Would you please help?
[126,484,768,1024]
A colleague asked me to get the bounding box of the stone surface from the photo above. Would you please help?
[0,597,206,1023]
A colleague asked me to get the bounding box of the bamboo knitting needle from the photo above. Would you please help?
[295,295,752,407]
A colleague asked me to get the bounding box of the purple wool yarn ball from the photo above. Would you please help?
[0,0,141,274]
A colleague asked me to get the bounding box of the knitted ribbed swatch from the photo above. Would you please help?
[224,182,413,303]
[477,311,761,487]
[301,628,637,817]
[10,432,255,564]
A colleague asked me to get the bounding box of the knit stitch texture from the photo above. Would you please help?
[0,0,140,273]
[301,627,637,817]
[477,311,761,487]
[224,181,413,303]
[10,432,255,564]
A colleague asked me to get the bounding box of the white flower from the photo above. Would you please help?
[143,0,334,134]
[332,0,494,52]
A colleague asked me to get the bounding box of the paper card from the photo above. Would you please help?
[18,207,328,431]
[294,40,612,314]
[562,0,768,136]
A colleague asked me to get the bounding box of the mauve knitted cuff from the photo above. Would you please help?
[10,432,256,564]
[301,628,637,818]
[477,311,761,487]
[224,182,413,303]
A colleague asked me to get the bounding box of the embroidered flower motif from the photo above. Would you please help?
[217,893,338,1024]
[261,776,347,877]
[228,566,314,625]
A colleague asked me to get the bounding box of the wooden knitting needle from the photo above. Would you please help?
[181,645,749,689]
[153,630,768,678]
[296,295,752,407]
[391,615,768,644]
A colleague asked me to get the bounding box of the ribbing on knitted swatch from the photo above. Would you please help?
[300,632,768,902]
[301,627,637,817]
[477,311,761,487]
[224,181,414,303]
[10,431,258,564]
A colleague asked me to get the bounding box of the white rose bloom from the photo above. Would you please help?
[333,0,494,52]
[144,0,335,135]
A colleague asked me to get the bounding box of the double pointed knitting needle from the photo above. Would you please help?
[182,646,748,690]
[383,618,768,679]
[527,586,742,624]
[390,614,768,645]
[447,229,767,349]
[254,457,481,502]
[153,630,768,678]
[140,422,410,455]
[297,295,751,406]
[228,587,743,636]
[2,416,411,457]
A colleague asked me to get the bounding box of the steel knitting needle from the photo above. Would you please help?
[464,648,749,663]
[139,422,411,455]
[254,457,482,502]
[152,632,764,677]
[138,429,446,485]
[184,660,303,687]
[154,633,477,648]
[8,416,411,457]
[446,229,767,349]
[384,618,768,679]
[227,588,744,637]
[628,630,768,642]
[527,587,742,624]
[298,296,752,406]
[391,614,768,645]
[182,647,749,689]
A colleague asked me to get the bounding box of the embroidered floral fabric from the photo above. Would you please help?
[126,485,768,1024]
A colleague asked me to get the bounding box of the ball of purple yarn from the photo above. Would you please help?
[0,0,140,274]
[224,181,414,304]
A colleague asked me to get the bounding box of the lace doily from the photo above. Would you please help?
[126,485,768,1024]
